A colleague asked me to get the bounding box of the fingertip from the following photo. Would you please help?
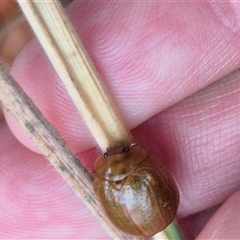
[197,190,240,239]
[0,121,109,238]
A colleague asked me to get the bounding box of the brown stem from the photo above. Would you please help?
[0,63,145,240]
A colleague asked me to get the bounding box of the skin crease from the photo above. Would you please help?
[2,1,240,239]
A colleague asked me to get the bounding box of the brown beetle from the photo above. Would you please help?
[93,144,179,237]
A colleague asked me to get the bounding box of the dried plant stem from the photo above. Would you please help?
[0,63,144,240]
[17,0,134,152]
[11,0,181,239]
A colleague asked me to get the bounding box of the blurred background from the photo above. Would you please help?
[0,0,73,119]
[0,0,32,66]
[0,0,32,119]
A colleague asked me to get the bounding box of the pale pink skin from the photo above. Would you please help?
[2,1,240,238]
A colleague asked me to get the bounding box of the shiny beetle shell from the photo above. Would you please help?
[93,144,179,237]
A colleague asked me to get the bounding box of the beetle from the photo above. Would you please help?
[93,143,179,237]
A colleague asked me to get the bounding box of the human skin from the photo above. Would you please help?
[1,1,240,239]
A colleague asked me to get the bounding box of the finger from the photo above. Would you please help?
[131,69,240,218]
[196,190,240,239]
[5,1,240,153]
[0,120,109,239]
[178,205,219,239]
[3,71,240,238]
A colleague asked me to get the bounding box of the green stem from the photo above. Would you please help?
[164,221,184,240]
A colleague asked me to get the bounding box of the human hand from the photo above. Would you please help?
[1,1,240,239]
